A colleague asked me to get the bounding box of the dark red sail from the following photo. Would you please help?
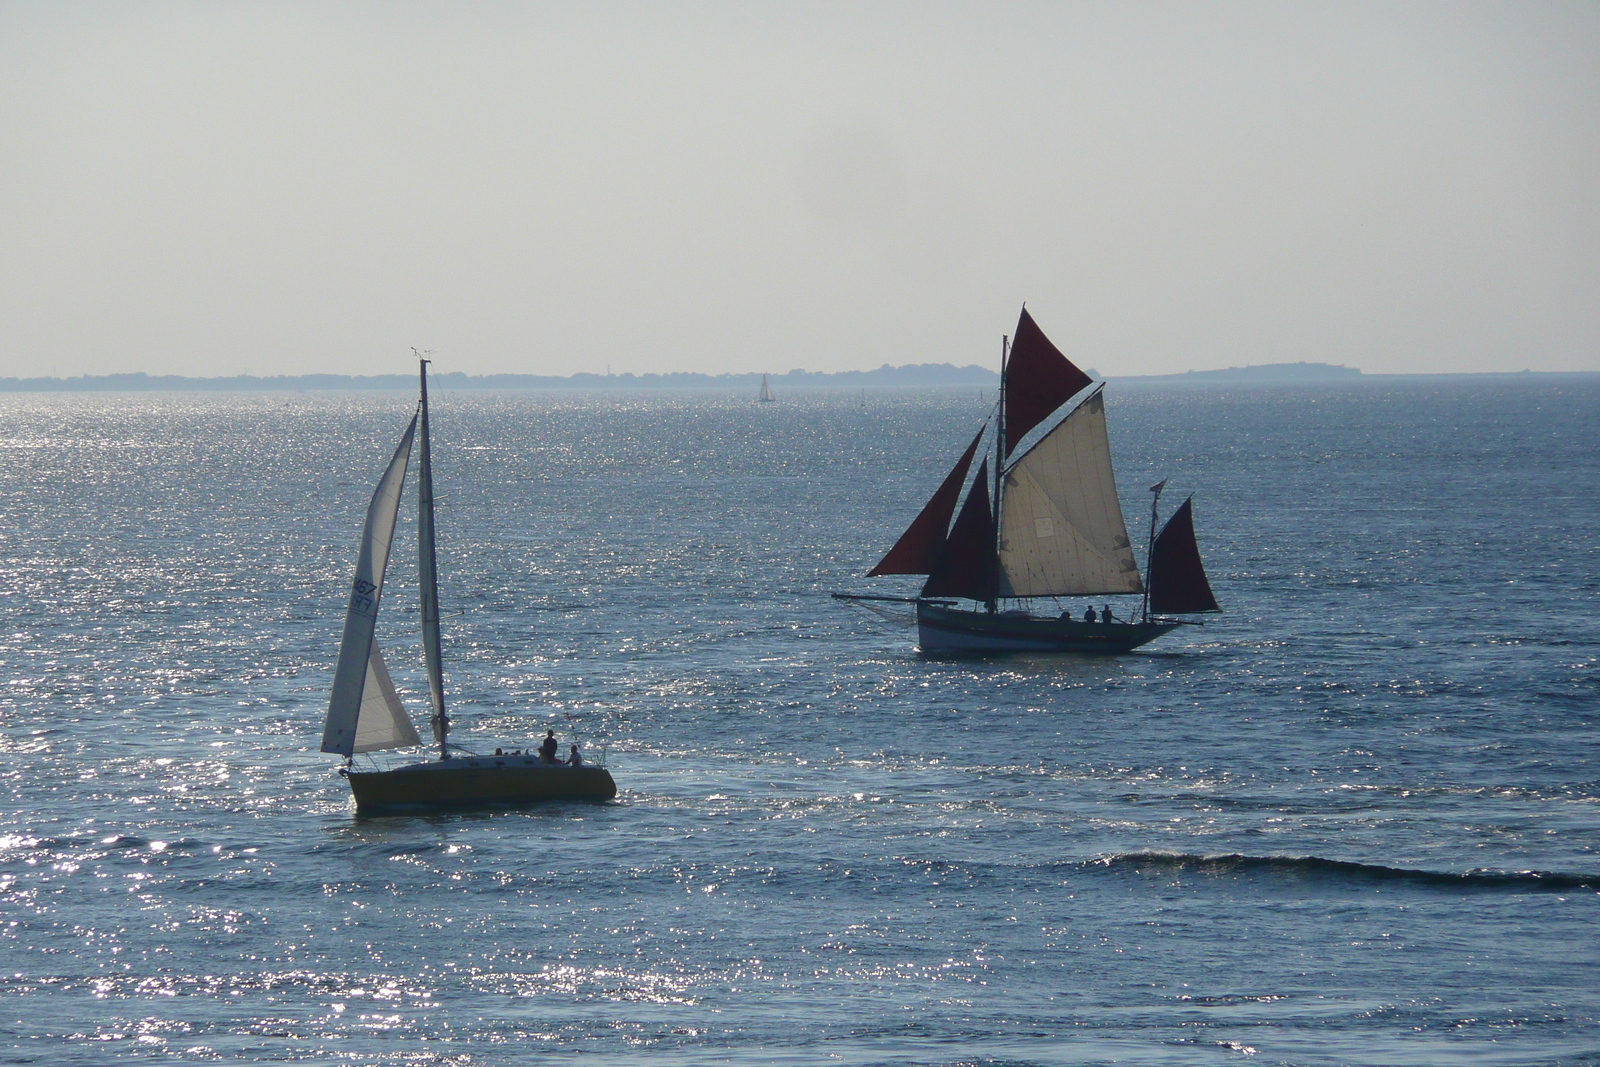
[1147,497,1221,614]
[920,458,997,602]
[869,425,987,576]
[1004,308,1093,457]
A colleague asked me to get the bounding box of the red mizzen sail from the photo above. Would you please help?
[1147,496,1221,614]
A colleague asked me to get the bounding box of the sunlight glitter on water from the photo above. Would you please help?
[1,383,1597,1065]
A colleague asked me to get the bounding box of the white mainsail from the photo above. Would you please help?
[353,643,423,753]
[321,413,420,756]
[996,388,1143,597]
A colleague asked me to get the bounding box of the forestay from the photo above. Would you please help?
[321,413,419,757]
[997,389,1143,597]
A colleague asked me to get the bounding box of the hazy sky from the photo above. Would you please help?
[2,2,1596,378]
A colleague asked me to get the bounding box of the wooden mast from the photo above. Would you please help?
[417,355,449,760]
[989,334,1008,614]
[1141,479,1166,623]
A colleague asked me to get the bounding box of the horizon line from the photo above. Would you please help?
[2,361,1595,392]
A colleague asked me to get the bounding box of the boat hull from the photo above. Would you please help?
[916,601,1177,656]
[346,755,617,813]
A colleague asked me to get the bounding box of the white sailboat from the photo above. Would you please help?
[758,374,775,402]
[321,359,616,811]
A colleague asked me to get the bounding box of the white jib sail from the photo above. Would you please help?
[353,643,423,753]
[997,388,1144,597]
[321,413,419,756]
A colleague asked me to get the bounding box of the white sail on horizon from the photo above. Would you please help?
[996,389,1144,597]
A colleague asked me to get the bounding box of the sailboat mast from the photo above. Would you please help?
[989,334,1008,614]
[417,357,449,759]
[1141,480,1165,623]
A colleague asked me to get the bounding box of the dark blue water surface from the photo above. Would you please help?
[1,378,1597,1066]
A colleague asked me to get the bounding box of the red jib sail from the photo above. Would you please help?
[1004,308,1093,458]
[1147,497,1221,614]
[868,424,987,576]
[921,458,997,602]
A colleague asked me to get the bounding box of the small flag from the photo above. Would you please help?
[1149,478,1168,495]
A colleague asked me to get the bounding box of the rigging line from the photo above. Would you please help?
[990,333,1009,614]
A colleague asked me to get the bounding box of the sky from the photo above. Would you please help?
[1,2,1596,379]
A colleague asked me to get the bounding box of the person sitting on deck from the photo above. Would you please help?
[540,730,559,764]
[1102,605,1115,624]
[568,744,583,767]
[1083,606,1097,624]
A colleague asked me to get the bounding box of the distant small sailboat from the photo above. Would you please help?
[321,359,616,811]
[759,374,776,403]
[836,308,1219,655]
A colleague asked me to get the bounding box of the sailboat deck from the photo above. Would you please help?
[347,756,617,812]
[916,602,1177,655]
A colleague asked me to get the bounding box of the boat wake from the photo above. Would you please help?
[1094,851,1600,892]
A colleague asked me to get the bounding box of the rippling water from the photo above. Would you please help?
[1,379,1596,1066]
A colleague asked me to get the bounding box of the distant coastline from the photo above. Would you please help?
[1,361,1592,392]
[1112,363,1598,386]
[1121,361,1361,383]
[0,363,993,392]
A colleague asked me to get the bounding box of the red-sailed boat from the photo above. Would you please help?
[837,309,1220,655]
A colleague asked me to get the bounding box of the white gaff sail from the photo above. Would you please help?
[997,389,1144,597]
[322,413,419,756]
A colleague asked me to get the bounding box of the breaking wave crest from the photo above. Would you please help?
[1095,852,1600,892]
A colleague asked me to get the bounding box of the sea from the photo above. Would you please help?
[1,377,1596,1067]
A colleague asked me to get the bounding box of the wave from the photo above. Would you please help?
[1095,851,1600,892]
